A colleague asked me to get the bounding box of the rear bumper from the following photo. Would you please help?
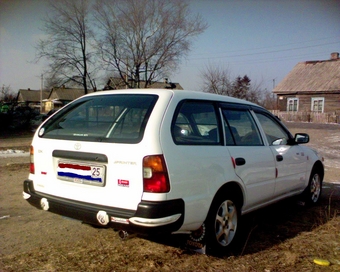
[23,179,184,235]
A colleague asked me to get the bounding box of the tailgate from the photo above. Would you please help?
[30,139,144,211]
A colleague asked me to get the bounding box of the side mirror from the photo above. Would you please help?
[294,133,309,144]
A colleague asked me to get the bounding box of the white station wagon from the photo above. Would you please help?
[23,89,324,253]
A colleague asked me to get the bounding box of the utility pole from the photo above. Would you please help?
[40,74,43,113]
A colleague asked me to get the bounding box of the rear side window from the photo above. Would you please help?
[222,109,263,146]
[172,101,220,145]
[39,94,158,143]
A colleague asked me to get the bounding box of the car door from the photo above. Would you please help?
[254,111,308,197]
[220,105,276,210]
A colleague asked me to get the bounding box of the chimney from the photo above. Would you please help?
[330,52,339,60]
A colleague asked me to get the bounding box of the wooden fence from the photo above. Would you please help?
[270,111,340,124]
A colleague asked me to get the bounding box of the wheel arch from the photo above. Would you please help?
[208,181,244,214]
[312,160,324,181]
[302,159,324,205]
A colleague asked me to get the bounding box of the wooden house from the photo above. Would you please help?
[44,87,94,112]
[104,77,183,90]
[16,89,50,108]
[273,52,340,114]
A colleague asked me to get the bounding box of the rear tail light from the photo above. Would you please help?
[143,155,170,193]
[29,146,35,174]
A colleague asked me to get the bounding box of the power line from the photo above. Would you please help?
[188,36,340,57]
[179,48,339,69]
[187,41,340,61]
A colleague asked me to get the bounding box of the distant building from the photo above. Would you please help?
[17,79,184,113]
[44,87,94,112]
[16,87,92,113]
[104,77,183,90]
[273,52,340,114]
[16,88,49,109]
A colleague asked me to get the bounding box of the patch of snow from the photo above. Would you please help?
[0,149,29,157]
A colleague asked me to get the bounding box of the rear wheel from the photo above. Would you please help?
[304,168,323,205]
[205,193,241,254]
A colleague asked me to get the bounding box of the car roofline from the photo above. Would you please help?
[79,88,260,108]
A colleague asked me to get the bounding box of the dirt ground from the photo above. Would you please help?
[0,122,339,271]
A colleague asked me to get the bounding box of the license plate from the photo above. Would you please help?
[57,160,106,186]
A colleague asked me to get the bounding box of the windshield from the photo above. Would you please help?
[39,94,158,143]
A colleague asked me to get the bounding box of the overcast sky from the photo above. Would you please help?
[1,0,339,94]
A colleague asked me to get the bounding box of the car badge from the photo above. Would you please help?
[74,143,81,150]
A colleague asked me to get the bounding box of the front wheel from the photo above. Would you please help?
[303,169,323,205]
[205,193,241,254]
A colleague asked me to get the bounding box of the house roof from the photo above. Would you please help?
[17,89,50,103]
[148,81,183,90]
[105,77,183,90]
[48,88,93,101]
[273,53,340,95]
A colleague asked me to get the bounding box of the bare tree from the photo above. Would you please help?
[261,89,277,110]
[94,0,208,88]
[36,0,96,93]
[200,64,232,95]
[201,63,270,104]
[248,79,267,105]
[0,85,15,102]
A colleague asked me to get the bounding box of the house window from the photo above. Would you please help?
[311,97,324,113]
[287,98,298,112]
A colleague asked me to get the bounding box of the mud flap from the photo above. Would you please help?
[185,223,206,254]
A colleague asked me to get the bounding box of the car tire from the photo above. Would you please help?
[205,192,241,255]
[303,168,323,205]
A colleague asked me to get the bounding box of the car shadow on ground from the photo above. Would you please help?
[137,182,340,257]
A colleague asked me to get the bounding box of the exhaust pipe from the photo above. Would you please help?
[118,230,135,240]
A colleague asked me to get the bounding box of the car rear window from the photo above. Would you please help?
[39,94,158,143]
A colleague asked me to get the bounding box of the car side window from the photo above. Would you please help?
[255,112,289,145]
[172,101,220,145]
[222,108,263,146]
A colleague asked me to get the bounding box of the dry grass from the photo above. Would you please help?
[1,190,339,272]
